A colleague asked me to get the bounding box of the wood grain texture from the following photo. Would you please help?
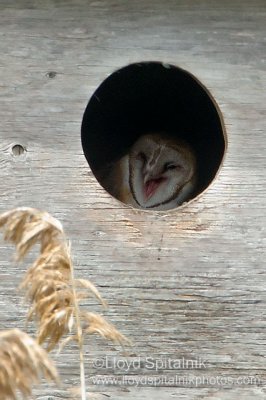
[0,0,265,398]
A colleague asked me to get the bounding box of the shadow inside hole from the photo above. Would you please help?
[12,144,26,156]
[81,62,226,209]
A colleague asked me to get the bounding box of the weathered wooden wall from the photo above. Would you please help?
[0,0,265,399]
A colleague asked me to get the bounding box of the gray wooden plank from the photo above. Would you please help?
[0,0,265,398]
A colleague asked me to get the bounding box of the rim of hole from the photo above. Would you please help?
[81,61,227,212]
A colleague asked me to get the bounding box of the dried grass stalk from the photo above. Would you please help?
[83,312,130,346]
[0,208,106,351]
[60,312,131,351]
[0,207,63,259]
[0,329,59,400]
[21,242,74,350]
[0,207,130,400]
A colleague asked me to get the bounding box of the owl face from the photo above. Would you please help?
[129,133,196,210]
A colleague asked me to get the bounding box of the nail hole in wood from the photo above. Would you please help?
[81,61,226,211]
[12,144,26,157]
[46,71,57,79]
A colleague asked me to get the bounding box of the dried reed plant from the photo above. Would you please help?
[0,207,129,400]
[0,328,58,400]
[0,207,63,259]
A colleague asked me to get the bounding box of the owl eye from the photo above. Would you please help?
[164,162,177,171]
[137,152,147,162]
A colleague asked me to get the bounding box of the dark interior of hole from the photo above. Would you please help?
[81,62,225,196]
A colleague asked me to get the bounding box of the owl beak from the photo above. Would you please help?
[144,175,167,201]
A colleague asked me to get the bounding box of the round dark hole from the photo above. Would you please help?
[81,62,226,211]
[12,144,26,156]
[46,71,57,79]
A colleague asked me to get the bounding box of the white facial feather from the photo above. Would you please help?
[128,133,197,210]
[95,133,197,211]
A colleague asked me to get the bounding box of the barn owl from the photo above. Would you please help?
[96,133,197,211]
